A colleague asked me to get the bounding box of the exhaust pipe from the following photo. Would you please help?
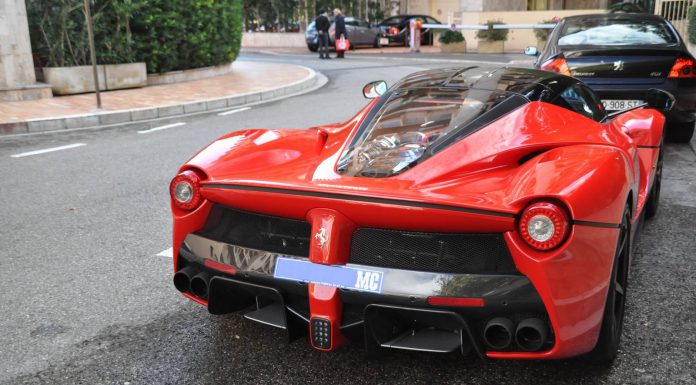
[483,317,514,350]
[173,266,196,293]
[190,272,212,298]
[515,318,548,352]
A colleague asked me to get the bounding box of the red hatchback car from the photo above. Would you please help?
[169,67,670,362]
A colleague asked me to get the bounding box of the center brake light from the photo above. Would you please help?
[668,57,696,78]
[540,56,571,76]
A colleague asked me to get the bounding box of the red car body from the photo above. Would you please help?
[169,67,666,361]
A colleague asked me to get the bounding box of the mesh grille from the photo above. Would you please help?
[197,205,311,257]
[349,228,518,274]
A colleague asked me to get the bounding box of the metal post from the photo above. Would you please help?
[84,0,101,109]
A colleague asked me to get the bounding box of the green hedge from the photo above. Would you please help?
[438,30,465,44]
[27,0,242,73]
[476,20,508,42]
[689,6,696,44]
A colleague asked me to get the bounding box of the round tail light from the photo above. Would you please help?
[518,201,570,251]
[170,170,203,210]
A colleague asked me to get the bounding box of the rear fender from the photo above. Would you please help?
[506,144,633,225]
[610,108,665,147]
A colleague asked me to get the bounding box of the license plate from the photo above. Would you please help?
[274,257,384,293]
[602,99,643,111]
[380,38,389,46]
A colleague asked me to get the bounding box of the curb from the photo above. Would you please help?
[0,64,320,136]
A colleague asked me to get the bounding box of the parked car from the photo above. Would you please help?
[169,66,671,362]
[305,17,384,52]
[527,13,696,142]
[378,15,441,46]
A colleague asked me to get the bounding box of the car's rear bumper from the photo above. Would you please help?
[175,233,549,357]
[581,77,696,122]
[173,220,620,360]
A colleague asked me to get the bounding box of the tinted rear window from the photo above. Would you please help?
[559,18,677,46]
[337,88,526,177]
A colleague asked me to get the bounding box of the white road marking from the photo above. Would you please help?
[157,247,173,258]
[137,122,186,134]
[11,143,86,158]
[218,107,251,116]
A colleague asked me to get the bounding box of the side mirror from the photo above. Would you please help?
[524,46,539,56]
[363,80,388,99]
[645,88,675,111]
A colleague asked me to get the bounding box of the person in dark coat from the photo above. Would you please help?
[314,10,331,59]
[333,8,347,58]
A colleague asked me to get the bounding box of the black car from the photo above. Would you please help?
[528,13,696,142]
[305,17,383,52]
[378,15,441,46]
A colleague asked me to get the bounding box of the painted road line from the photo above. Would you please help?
[218,107,251,116]
[11,143,86,158]
[157,247,173,258]
[137,122,186,134]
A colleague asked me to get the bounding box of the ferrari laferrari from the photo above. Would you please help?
[169,67,671,362]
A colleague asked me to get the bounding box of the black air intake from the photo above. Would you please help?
[196,205,311,257]
[349,228,519,274]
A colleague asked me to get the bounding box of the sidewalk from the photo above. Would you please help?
[0,61,322,136]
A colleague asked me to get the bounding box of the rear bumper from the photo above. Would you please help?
[173,221,619,359]
[175,239,548,357]
[581,77,696,122]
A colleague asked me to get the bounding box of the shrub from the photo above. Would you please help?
[476,20,508,42]
[27,0,242,73]
[533,19,556,42]
[689,6,696,44]
[438,30,465,45]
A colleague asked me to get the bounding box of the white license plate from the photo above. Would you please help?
[602,99,643,111]
[274,257,384,293]
[379,38,389,46]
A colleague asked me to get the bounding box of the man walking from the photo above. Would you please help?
[315,9,331,59]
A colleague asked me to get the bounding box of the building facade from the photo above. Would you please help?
[402,0,609,51]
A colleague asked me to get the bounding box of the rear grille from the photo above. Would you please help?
[196,205,311,257]
[349,228,518,275]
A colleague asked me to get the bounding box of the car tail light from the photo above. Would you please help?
[518,201,570,251]
[668,57,696,78]
[389,27,399,35]
[170,170,203,210]
[540,56,571,76]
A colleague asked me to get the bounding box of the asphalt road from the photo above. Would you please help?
[1,52,695,385]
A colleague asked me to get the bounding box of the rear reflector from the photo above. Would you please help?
[540,56,571,76]
[203,259,237,275]
[668,57,696,78]
[427,296,485,307]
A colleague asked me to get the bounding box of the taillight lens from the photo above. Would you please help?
[170,170,203,210]
[518,201,570,251]
[668,57,695,78]
[540,56,571,76]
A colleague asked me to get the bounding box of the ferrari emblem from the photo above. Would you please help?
[613,60,624,71]
[314,227,328,248]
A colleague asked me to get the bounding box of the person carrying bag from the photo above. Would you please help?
[333,9,348,59]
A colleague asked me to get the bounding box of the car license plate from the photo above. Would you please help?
[274,257,384,293]
[379,37,389,46]
[602,99,643,111]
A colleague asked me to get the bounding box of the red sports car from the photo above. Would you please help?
[169,67,671,362]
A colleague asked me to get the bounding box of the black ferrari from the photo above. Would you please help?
[528,13,696,142]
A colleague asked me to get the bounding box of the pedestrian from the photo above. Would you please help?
[315,9,331,59]
[334,8,347,59]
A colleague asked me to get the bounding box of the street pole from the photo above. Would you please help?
[84,0,101,109]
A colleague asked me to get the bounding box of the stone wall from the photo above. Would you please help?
[0,0,52,101]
